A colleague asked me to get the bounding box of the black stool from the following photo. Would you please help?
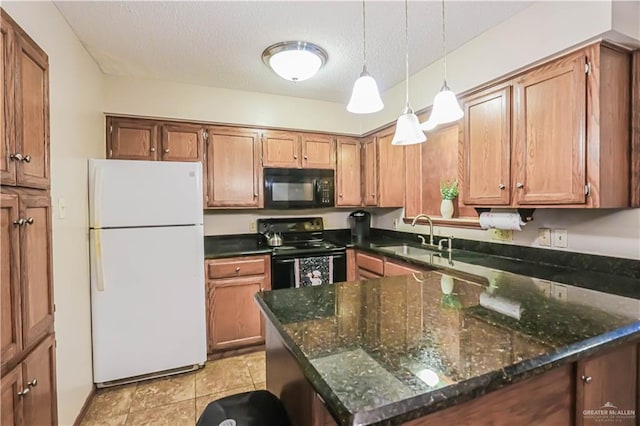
[197,390,292,426]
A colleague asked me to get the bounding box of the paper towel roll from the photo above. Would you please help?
[479,212,526,231]
[479,292,522,320]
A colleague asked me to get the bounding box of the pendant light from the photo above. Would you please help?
[392,0,426,146]
[421,0,463,129]
[347,0,384,114]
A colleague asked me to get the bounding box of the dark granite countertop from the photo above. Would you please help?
[204,234,271,259]
[256,266,640,425]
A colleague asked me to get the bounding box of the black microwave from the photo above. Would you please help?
[264,168,335,209]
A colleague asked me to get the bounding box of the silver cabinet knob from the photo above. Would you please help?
[27,378,38,387]
[150,147,156,152]
[581,375,592,384]
[304,156,308,160]
[253,193,258,198]
[17,388,30,397]
[22,154,31,163]
[235,267,240,273]
[25,217,34,225]
[163,148,170,154]
[371,193,375,198]
[339,193,343,197]
[9,153,23,161]
[516,182,524,188]
[498,184,506,189]
[293,155,298,159]
[13,218,25,226]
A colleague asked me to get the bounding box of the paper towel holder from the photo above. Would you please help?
[474,208,536,223]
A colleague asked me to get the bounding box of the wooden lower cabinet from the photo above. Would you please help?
[1,334,56,426]
[206,255,271,352]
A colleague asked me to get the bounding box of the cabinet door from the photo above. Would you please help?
[514,53,587,205]
[376,128,405,207]
[576,343,637,426]
[19,195,53,350]
[0,14,16,186]
[1,193,21,369]
[208,275,269,351]
[15,34,49,189]
[160,124,204,162]
[1,364,23,426]
[336,137,361,206]
[107,118,159,161]
[362,137,377,206]
[301,133,334,169]
[206,127,261,208]
[22,334,57,426]
[462,85,511,205]
[404,143,422,219]
[262,131,300,168]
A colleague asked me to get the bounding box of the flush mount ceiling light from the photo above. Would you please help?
[421,0,463,129]
[262,41,328,82]
[392,0,426,146]
[347,0,384,114]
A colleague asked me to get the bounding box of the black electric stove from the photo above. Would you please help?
[257,217,347,289]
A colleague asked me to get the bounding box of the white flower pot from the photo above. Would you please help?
[440,199,454,219]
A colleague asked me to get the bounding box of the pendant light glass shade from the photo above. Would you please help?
[348,0,383,114]
[392,0,426,146]
[420,117,438,131]
[347,66,384,113]
[427,83,463,125]
[392,104,427,145]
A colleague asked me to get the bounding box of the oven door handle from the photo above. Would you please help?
[274,258,297,263]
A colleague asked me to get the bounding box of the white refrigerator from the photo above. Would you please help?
[88,159,206,386]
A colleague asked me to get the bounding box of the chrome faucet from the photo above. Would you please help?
[411,214,434,246]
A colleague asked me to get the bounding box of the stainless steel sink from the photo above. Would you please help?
[376,244,437,258]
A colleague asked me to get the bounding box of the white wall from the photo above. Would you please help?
[2,2,105,424]
[373,208,640,260]
[103,75,362,135]
[204,209,356,235]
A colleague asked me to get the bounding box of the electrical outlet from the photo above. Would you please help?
[553,284,568,301]
[58,197,66,219]
[249,221,256,232]
[536,279,552,298]
[538,228,551,246]
[393,219,399,229]
[490,229,512,241]
[553,229,568,248]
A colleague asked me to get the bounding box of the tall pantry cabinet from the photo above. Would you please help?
[0,9,57,426]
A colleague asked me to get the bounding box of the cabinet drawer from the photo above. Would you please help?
[207,256,267,279]
[355,252,384,275]
[384,261,424,276]
[358,268,383,280]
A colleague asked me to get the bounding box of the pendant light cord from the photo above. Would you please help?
[362,0,367,68]
[404,0,409,108]
[441,0,447,87]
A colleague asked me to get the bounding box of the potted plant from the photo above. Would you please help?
[439,178,458,219]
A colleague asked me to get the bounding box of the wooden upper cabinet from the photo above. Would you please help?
[0,14,16,186]
[513,52,587,205]
[301,133,334,169]
[376,128,405,207]
[336,137,361,206]
[22,334,57,426]
[19,194,53,350]
[462,85,512,205]
[206,127,261,208]
[1,193,21,369]
[15,34,49,190]
[160,124,204,162]
[361,136,377,206]
[107,117,159,161]
[404,143,423,218]
[262,131,300,168]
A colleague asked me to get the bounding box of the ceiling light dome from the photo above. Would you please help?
[262,41,328,82]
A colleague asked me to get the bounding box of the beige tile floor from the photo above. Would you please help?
[80,351,266,426]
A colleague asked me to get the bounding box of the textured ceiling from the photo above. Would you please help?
[54,1,533,103]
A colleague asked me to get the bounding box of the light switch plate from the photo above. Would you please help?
[553,284,568,301]
[58,197,66,219]
[249,221,256,232]
[538,228,551,246]
[553,229,568,248]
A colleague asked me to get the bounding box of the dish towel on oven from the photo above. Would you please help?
[294,256,334,288]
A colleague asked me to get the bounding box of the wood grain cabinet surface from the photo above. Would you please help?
[1,11,49,190]
[206,255,271,352]
[107,117,159,161]
[262,130,335,169]
[205,127,262,208]
[335,137,361,207]
[160,123,204,162]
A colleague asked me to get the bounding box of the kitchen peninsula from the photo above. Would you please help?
[255,256,640,426]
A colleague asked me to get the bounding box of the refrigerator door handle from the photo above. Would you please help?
[93,165,103,228]
[95,230,105,291]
